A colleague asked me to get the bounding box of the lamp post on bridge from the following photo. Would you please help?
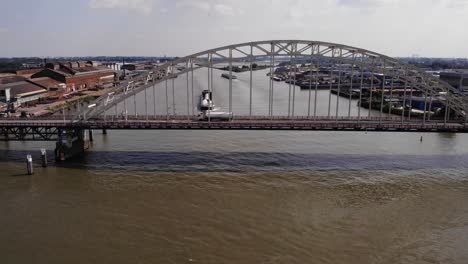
[83,103,96,121]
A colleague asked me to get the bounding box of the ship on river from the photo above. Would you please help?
[221,73,237,80]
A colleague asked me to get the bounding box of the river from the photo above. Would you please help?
[1,68,468,264]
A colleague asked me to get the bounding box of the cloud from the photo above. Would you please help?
[175,1,211,12]
[175,0,244,16]
[3,0,468,57]
[89,0,154,14]
[336,0,468,9]
[336,0,384,7]
[214,4,243,16]
[445,0,468,8]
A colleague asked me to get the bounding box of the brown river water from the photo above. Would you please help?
[1,69,468,264]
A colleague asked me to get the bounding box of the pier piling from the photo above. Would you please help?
[26,155,33,175]
[41,149,48,168]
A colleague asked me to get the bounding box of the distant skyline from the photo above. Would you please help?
[1,0,468,58]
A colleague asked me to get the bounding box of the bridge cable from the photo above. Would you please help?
[368,57,375,118]
[133,93,137,120]
[423,79,428,126]
[389,66,395,116]
[229,48,233,114]
[336,48,343,122]
[444,83,450,126]
[288,48,292,117]
[328,48,334,118]
[114,102,117,122]
[408,71,414,121]
[165,79,169,121]
[211,54,214,106]
[186,60,190,120]
[428,90,433,122]
[358,54,365,123]
[292,43,297,117]
[172,74,176,116]
[314,49,320,118]
[123,87,127,121]
[335,70,341,123]
[249,45,253,119]
[145,82,148,121]
[380,59,386,125]
[191,59,195,116]
[307,45,313,118]
[401,67,408,125]
[153,78,156,118]
[268,44,273,116]
[348,53,357,118]
[271,45,276,120]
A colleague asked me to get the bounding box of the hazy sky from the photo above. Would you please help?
[1,0,467,57]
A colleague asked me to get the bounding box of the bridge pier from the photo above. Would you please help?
[89,129,94,142]
[55,129,90,161]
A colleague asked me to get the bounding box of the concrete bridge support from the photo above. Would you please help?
[55,129,90,161]
[88,129,94,142]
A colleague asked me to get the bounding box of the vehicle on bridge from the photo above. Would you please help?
[197,111,234,121]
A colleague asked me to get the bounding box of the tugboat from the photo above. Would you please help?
[199,90,214,111]
[221,73,237,80]
[197,90,233,121]
[271,75,283,82]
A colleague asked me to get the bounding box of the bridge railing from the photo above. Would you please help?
[1,115,464,123]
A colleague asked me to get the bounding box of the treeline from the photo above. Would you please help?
[402,58,468,70]
[0,57,42,73]
[0,62,21,73]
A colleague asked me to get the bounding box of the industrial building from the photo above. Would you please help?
[0,81,48,106]
[0,73,68,107]
[120,63,153,71]
[31,61,115,91]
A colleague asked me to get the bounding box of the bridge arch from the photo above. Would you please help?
[81,40,467,122]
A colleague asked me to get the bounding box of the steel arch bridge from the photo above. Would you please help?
[2,39,468,146]
[79,40,467,126]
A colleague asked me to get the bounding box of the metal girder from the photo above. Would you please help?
[213,52,227,59]
[251,44,271,55]
[233,48,250,57]
[0,126,60,141]
[296,44,313,54]
[274,43,292,54]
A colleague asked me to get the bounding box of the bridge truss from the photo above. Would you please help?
[78,40,468,126]
[0,125,60,141]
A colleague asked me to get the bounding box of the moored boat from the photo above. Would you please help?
[221,73,237,80]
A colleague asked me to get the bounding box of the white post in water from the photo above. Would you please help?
[41,149,47,168]
[26,155,33,175]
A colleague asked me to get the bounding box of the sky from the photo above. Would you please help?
[0,0,467,58]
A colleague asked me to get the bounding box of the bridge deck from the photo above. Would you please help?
[1,117,466,135]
